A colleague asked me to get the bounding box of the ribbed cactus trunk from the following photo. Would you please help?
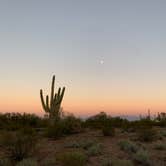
[40,75,65,125]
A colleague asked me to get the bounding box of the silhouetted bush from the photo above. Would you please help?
[137,126,158,142]
[84,112,130,130]
[0,113,48,131]
[102,123,115,136]
[45,121,64,139]
[61,115,82,134]
[155,112,166,127]
[45,115,82,138]
[3,129,37,161]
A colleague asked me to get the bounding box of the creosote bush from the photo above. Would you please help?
[79,138,97,150]
[45,121,64,139]
[16,158,38,166]
[45,115,82,139]
[6,129,37,161]
[118,140,139,153]
[41,157,56,166]
[102,124,115,136]
[58,151,87,166]
[133,150,151,166]
[61,115,82,134]
[87,143,103,156]
[101,158,112,166]
[0,158,12,166]
[112,159,133,166]
[154,143,166,150]
[137,126,158,142]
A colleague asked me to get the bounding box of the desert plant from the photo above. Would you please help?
[41,157,56,166]
[40,75,65,124]
[0,158,12,166]
[154,143,166,150]
[7,131,37,161]
[16,158,38,166]
[87,143,103,156]
[138,127,157,142]
[160,130,166,137]
[102,124,115,136]
[45,121,64,139]
[112,159,133,166]
[133,150,151,166]
[61,115,82,134]
[0,113,44,131]
[58,151,87,166]
[118,140,139,153]
[101,158,112,166]
[0,131,14,147]
[79,138,97,150]
[64,140,81,148]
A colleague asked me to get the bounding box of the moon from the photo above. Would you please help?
[100,60,104,65]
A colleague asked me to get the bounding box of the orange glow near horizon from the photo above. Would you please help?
[1,90,166,118]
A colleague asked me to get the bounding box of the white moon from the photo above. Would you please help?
[100,60,104,65]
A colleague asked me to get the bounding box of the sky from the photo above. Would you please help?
[0,0,166,118]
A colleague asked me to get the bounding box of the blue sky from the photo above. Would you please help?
[0,0,166,116]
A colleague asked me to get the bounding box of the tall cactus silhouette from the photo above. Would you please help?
[40,75,65,123]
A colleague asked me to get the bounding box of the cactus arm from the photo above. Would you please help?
[57,88,61,99]
[40,89,48,113]
[54,87,65,106]
[53,94,57,103]
[60,87,65,102]
[46,95,50,111]
[50,75,55,108]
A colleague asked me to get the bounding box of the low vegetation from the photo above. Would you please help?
[0,76,165,165]
[133,150,151,166]
[57,151,87,166]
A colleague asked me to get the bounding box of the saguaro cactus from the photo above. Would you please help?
[40,75,65,123]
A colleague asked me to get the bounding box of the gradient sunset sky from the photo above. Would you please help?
[0,0,166,117]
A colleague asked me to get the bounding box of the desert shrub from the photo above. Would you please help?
[64,141,81,148]
[16,158,38,166]
[118,140,139,153]
[102,124,115,136]
[45,122,64,139]
[112,159,133,166]
[87,143,103,156]
[79,138,97,150]
[154,143,166,150]
[0,158,12,166]
[121,122,133,133]
[155,112,166,127]
[45,115,82,138]
[133,150,151,166]
[0,131,14,147]
[84,112,128,129]
[7,130,37,161]
[64,139,92,150]
[58,151,87,166]
[138,127,158,142]
[41,157,56,166]
[61,115,82,134]
[85,112,110,129]
[160,130,166,137]
[101,158,112,166]
[0,113,45,131]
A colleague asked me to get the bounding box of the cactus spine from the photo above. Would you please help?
[40,75,65,123]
